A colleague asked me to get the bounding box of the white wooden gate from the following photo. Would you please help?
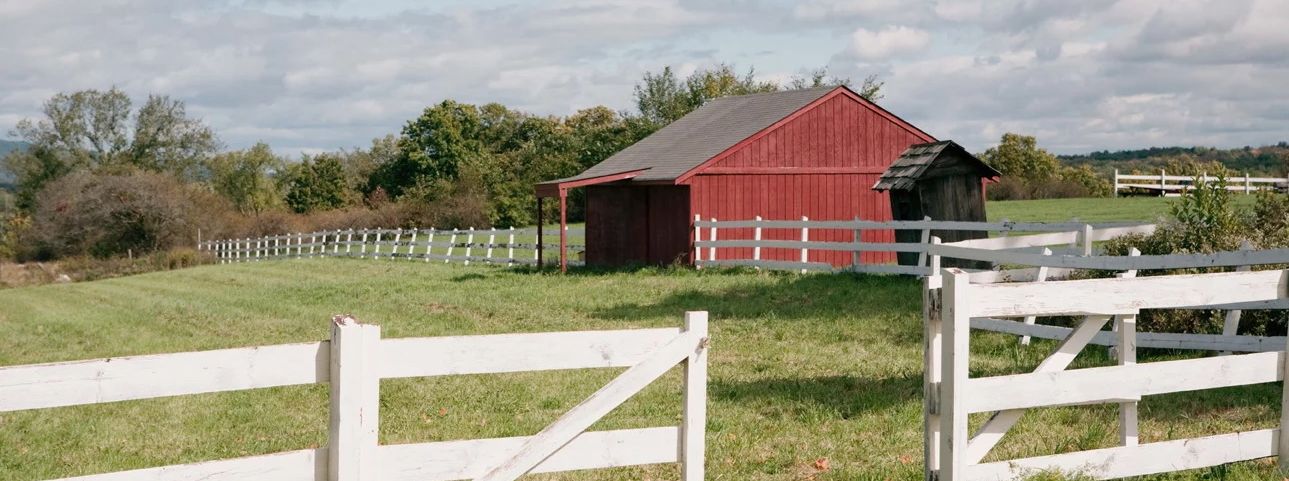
[0,313,710,481]
[925,268,1289,480]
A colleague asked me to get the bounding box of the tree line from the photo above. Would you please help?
[0,65,868,261]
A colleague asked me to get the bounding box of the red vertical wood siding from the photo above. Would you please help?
[684,93,931,267]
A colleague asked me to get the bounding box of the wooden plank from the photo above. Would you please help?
[965,316,1111,463]
[972,317,1287,352]
[681,312,709,481]
[378,328,682,378]
[328,317,379,481]
[49,448,324,481]
[965,351,1284,413]
[475,329,702,481]
[1118,314,1138,446]
[0,343,326,413]
[696,239,927,253]
[968,270,1289,317]
[923,277,942,480]
[965,429,1276,481]
[378,427,678,481]
[930,244,1289,272]
[939,270,971,481]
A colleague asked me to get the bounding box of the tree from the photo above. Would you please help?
[282,154,351,213]
[633,64,778,126]
[208,143,283,214]
[788,68,884,101]
[980,133,1060,181]
[3,88,218,208]
[371,100,488,198]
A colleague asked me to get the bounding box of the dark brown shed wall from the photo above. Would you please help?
[585,185,690,266]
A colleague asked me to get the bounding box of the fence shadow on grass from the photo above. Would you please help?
[710,373,923,418]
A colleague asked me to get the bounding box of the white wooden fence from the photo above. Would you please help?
[693,216,1157,275]
[1113,169,1285,196]
[925,268,1289,480]
[0,313,710,481]
[200,227,586,267]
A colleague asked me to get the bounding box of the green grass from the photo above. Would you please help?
[0,260,1283,480]
[988,195,1258,223]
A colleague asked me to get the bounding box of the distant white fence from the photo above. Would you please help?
[926,268,1289,480]
[0,313,710,481]
[1113,169,1285,196]
[693,216,1157,275]
[200,227,586,267]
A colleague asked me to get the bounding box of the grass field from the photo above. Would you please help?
[0,259,1283,480]
[987,195,1259,223]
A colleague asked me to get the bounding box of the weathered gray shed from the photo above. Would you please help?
[873,140,1000,266]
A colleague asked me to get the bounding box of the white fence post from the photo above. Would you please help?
[753,216,763,268]
[486,230,496,263]
[507,227,516,266]
[1080,224,1093,257]
[938,269,970,481]
[1160,169,1167,192]
[359,230,368,258]
[851,216,860,270]
[917,215,932,268]
[372,231,382,259]
[469,225,479,264]
[707,218,717,263]
[445,230,457,263]
[1116,247,1141,447]
[391,229,403,260]
[406,229,418,261]
[1245,173,1252,194]
[346,229,354,256]
[922,249,943,479]
[328,316,380,481]
[1280,334,1289,472]
[694,214,703,267]
[799,216,809,274]
[681,311,709,481]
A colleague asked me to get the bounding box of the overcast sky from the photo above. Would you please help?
[2,0,1287,155]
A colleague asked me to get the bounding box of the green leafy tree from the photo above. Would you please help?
[282,154,351,213]
[208,143,283,214]
[3,88,218,208]
[633,64,779,126]
[981,133,1061,181]
[372,100,487,198]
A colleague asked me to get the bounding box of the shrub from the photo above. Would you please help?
[28,170,214,259]
[1102,176,1289,335]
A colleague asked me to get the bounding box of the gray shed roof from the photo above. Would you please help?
[872,140,1000,191]
[549,86,839,184]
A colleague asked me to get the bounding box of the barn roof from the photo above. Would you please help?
[543,86,839,185]
[872,140,1001,191]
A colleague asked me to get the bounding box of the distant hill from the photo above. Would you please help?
[1060,142,1289,177]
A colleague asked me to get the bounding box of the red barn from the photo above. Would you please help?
[536,85,935,269]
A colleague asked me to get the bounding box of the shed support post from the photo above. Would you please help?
[559,188,568,273]
[537,197,544,267]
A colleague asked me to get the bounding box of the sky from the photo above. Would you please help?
[2,0,1288,156]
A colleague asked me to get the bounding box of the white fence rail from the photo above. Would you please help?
[1,313,710,481]
[925,268,1289,480]
[199,227,586,267]
[694,216,1157,275]
[1113,169,1285,196]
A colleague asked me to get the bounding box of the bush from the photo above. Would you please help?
[1102,176,1289,335]
[27,170,217,259]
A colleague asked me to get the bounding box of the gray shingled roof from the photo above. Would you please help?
[550,86,838,183]
[872,140,1000,191]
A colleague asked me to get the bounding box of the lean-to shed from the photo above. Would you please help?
[872,140,1001,266]
[536,85,936,270]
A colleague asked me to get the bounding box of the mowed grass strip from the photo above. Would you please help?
[987,195,1259,223]
[0,259,1282,480]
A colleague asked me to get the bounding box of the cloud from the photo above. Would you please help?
[1,0,1288,156]
[848,26,931,60]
